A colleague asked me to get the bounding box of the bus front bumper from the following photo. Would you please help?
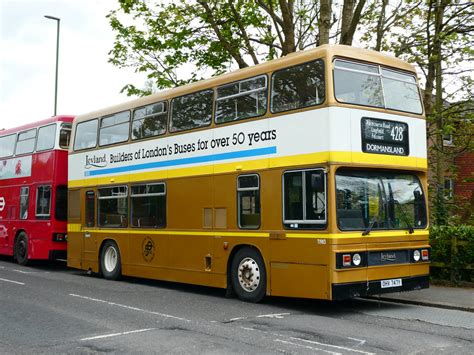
[331,275,429,300]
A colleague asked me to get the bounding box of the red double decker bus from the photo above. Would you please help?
[0,116,73,265]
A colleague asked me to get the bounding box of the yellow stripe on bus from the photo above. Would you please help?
[68,224,427,239]
[68,151,427,188]
[67,224,269,238]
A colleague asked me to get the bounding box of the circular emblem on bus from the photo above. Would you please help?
[142,237,155,262]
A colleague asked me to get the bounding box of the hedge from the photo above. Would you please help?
[429,225,474,283]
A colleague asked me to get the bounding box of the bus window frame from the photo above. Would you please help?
[99,111,131,147]
[36,184,52,219]
[215,75,268,125]
[19,186,29,220]
[237,174,261,230]
[282,168,327,229]
[0,133,17,158]
[15,128,37,156]
[333,57,423,115]
[73,119,99,152]
[131,101,168,141]
[36,123,57,152]
[130,182,166,228]
[59,122,72,149]
[85,190,95,227]
[97,185,129,228]
[170,88,214,133]
[270,58,326,115]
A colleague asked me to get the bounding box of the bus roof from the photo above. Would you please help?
[0,115,74,136]
[74,44,418,124]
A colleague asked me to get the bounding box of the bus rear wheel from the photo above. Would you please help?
[100,240,122,280]
[14,232,29,266]
[231,247,266,303]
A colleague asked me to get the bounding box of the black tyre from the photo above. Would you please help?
[100,240,122,280]
[231,247,266,303]
[14,232,29,266]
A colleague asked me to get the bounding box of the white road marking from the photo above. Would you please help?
[69,294,191,322]
[80,328,155,341]
[348,337,367,347]
[257,312,290,319]
[0,266,5,269]
[275,339,341,354]
[290,337,375,355]
[241,327,373,355]
[13,269,36,274]
[0,277,25,285]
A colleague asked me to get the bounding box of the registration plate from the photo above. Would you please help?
[381,278,402,289]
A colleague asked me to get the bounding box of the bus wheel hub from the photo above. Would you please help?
[238,257,260,292]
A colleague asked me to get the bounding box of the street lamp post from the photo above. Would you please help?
[44,15,60,117]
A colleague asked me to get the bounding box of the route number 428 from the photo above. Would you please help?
[390,126,404,141]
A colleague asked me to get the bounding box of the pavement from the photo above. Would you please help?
[368,284,474,312]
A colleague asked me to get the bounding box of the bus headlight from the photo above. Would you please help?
[413,250,421,262]
[352,253,361,266]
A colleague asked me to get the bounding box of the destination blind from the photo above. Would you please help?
[361,117,409,156]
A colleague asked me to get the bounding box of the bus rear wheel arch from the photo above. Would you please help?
[230,246,267,303]
[99,240,122,280]
[14,231,29,266]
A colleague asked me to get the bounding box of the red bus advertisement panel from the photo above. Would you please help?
[0,116,73,264]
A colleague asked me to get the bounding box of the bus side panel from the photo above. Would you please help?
[269,238,330,299]
[67,228,82,269]
[270,263,328,299]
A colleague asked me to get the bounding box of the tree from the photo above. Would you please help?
[382,0,474,224]
[107,0,370,95]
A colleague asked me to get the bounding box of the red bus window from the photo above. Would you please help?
[59,123,72,149]
[19,187,29,220]
[36,124,56,152]
[36,185,51,218]
[55,185,67,221]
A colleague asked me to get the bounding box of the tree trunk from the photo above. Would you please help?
[432,0,449,224]
[374,0,388,51]
[340,0,355,43]
[340,0,367,45]
[319,0,332,45]
[279,0,296,55]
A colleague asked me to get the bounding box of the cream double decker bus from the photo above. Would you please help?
[67,45,430,302]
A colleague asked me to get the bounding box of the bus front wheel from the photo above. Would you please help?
[100,240,122,280]
[231,247,266,303]
[14,232,29,266]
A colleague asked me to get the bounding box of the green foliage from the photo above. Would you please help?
[108,0,376,95]
[430,225,474,283]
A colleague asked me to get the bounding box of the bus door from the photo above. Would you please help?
[82,189,99,268]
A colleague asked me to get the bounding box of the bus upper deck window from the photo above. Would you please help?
[15,128,37,155]
[99,111,130,146]
[334,60,384,108]
[132,102,167,140]
[0,133,16,158]
[334,59,422,114]
[74,119,98,151]
[36,124,57,152]
[381,68,422,114]
[271,59,325,114]
[216,75,267,124]
[170,89,213,132]
[59,123,72,149]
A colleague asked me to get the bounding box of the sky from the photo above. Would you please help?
[0,0,146,130]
